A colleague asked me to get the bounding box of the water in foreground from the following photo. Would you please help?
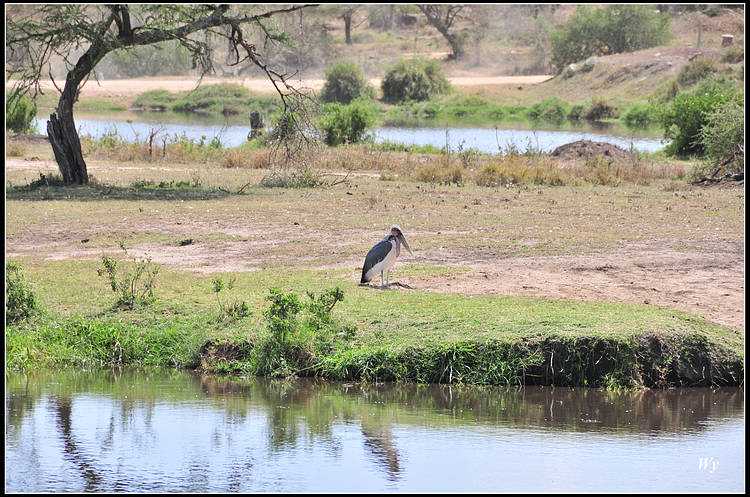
[5,369,744,493]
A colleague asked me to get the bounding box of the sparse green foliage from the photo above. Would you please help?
[5,94,37,134]
[211,276,250,321]
[5,260,39,322]
[550,4,671,73]
[97,242,160,309]
[381,57,451,104]
[320,60,372,104]
[104,40,193,78]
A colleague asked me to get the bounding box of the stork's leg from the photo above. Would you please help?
[380,271,385,288]
[386,271,390,287]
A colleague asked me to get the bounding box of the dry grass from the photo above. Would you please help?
[221,148,274,169]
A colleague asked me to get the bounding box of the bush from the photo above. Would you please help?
[721,47,744,64]
[251,287,355,377]
[526,98,569,124]
[5,260,39,322]
[550,5,671,73]
[6,94,37,134]
[698,96,744,175]
[659,82,740,157]
[320,61,371,104]
[676,56,719,87]
[319,99,377,146]
[381,57,451,104]
[567,104,586,121]
[584,97,620,121]
[623,103,658,128]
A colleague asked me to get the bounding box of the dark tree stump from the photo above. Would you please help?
[47,111,88,185]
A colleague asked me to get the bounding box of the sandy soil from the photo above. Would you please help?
[16,75,553,100]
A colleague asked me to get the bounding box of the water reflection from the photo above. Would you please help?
[5,369,744,493]
[34,113,665,153]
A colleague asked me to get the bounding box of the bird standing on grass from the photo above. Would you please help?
[360,225,413,288]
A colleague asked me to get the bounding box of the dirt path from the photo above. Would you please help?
[13,75,553,100]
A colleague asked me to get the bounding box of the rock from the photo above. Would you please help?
[584,56,599,68]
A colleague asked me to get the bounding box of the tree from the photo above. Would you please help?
[417,4,465,60]
[6,4,318,185]
[550,4,671,73]
[340,7,360,45]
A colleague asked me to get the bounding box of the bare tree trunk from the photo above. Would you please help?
[385,5,394,31]
[47,64,92,185]
[342,11,353,45]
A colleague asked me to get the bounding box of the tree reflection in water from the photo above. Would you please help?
[5,369,744,492]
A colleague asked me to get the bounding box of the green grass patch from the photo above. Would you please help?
[5,262,743,388]
[131,83,280,119]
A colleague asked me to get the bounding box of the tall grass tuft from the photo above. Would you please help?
[97,242,160,309]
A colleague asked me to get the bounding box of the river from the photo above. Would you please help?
[33,113,666,154]
[5,369,744,493]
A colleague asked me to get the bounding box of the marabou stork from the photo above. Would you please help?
[360,226,413,287]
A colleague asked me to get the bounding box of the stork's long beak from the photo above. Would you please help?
[399,233,413,256]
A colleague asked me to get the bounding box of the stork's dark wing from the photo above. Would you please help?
[360,239,393,283]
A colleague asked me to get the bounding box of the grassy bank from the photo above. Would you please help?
[5,260,744,388]
[5,130,743,389]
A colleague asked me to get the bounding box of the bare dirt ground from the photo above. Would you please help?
[6,152,745,333]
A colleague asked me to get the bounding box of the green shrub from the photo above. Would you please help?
[623,103,658,127]
[526,98,568,124]
[698,96,744,175]
[381,57,451,104]
[319,99,377,146]
[6,94,37,134]
[584,97,620,121]
[659,81,740,157]
[676,56,719,87]
[721,47,744,64]
[550,5,671,73]
[5,260,39,322]
[251,287,355,377]
[567,103,586,121]
[320,60,371,104]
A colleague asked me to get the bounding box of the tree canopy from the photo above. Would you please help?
[6,4,318,185]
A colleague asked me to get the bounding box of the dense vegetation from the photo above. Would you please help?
[550,4,672,72]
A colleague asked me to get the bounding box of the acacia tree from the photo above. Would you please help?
[417,4,465,60]
[6,4,318,185]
